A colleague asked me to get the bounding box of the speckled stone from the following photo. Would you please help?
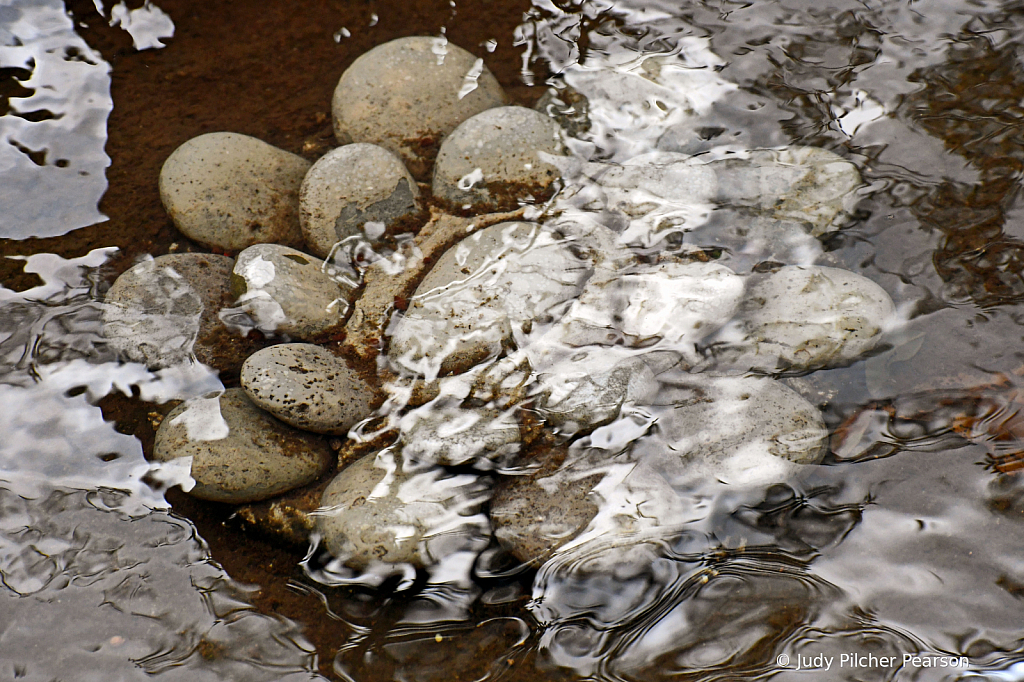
[241,343,381,435]
[159,132,310,251]
[710,146,861,235]
[332,37,507,180]
[152,388,334,504]
[433,106,565,211]
[300,143,420,258]
[226,243,354,341]
[399,403,520,468]
[316,449,491,569]
[388,221,590,378]
[102,253,258,375]
[490,443,601,565]
[717,265,897,372]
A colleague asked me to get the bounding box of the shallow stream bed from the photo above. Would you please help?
[3,0,1024,681]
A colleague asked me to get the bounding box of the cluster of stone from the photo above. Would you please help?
[102,37,896,574]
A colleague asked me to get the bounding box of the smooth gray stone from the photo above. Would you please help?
[300,143,419,258]
[490,443,600,565]
[433,106,564,211]
[225,243,354,341]
[241,343,381,435]
[316,449,491,569]
[398,402,520,468]
[388,221,590,378]
[332,37,507,179]
[712,265,897,372]
[102,253,258,374]
[152,388,334,504]
[159,132,309,251]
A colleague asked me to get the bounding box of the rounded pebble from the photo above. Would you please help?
[388,222,590,378]
[152,388,334,504]
[159,132,310,251]
[226,243,354,341]
[241,343,381,435]
[299,143,420,258]
[102,253,258,375]
[332,37,507,180]
[399,403,520,468]
[433,106,565,211]
[316,449,491,569]
[490,443,601,564]
[725,265,896,372]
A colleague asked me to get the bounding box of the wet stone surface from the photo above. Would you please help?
[153,388,335,504]
[102,252,259,375]
[158,132,310,251]
[315,448,491,569]
[398,401,521,468]
[332,36,508,180]
[241,343,381,435]
[225,243,354,341]
[432,105,565,211]
[387,220,591,378]
[299,143,420,258]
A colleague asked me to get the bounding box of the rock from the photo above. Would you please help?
[341,208,526,363]
[490,443,602,565]
[159,132,310,251]
[316,449,491,569]
[709,265,896,372]
[533,350,674,435]
[299,143,420,258]
[637,373,828,474]
[152,388,335,504]
[388,221,590,378]
[684,210,826,273]
[332,37,507,180]
[102,253,258,375]
[432,106,564,211]
[551,260,744,357]
[710,147,861,235]
[553,152,719,248]
[240,343,381,435]
[398,401,520,468]
[222,243,354,341]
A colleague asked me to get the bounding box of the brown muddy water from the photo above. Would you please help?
[3,0,1024,681]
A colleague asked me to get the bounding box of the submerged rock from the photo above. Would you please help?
[332,37,507,180]
[152,388,334,504]
[224,243,354,340]
[102,253,258,375]
[387,221,590,378]
[316,449,491,569]
[709,265,896,372]
[300,143,420,258]
[432,106,564,211]
[159,132,309,251]
[398,402,520,468]
[241,343,381,435]
[490,443,601,565]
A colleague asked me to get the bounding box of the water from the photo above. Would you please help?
[3,0,1024,680]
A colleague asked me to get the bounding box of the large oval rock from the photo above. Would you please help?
[225,243,354,341]
[490,443,602,565]
[433,106,564,211]
[718,265,896,372]
[241,343,381,435]
[102,253,258,375]
[316,449,491,569]
[332,37,507,180]
[152,388,334,504]
[159,133,310,251]
[398,402,520,468]
[388,221,591,378]
[300,143,420,258]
